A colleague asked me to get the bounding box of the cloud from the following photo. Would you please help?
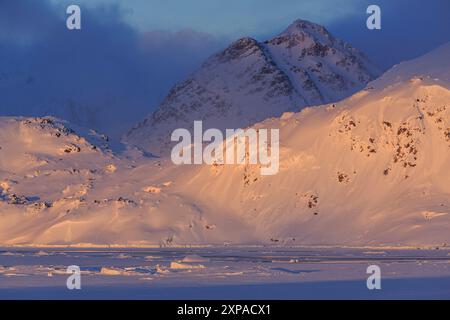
[0,0,60,45]
[0,0,226,138]
[49,0,361,37]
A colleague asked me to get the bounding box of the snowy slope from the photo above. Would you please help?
[175,79,450,246]
[125,20,381,155]
[0,117,251,245]
[164,43,450,246]
[170,43,450,246]
[0,44,449,247]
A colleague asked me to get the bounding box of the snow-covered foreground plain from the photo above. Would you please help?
[1,247,450,299]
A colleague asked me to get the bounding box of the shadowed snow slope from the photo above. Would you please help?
[0,44,449,247]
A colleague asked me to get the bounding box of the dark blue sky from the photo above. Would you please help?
[0,0,449,137]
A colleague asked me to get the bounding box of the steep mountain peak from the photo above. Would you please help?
[125,19,381,155]
[265,19,335,49]
[278,19,332,38]
[261,19,381,104]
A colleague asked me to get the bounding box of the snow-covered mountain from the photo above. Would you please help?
[0,43,449,247]
[125,20,381,155]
